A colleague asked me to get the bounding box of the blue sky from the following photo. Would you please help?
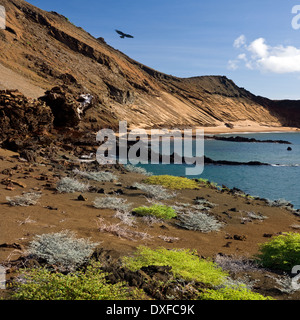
[28,0,300,99]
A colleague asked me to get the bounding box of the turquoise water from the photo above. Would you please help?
[138,132,300,209]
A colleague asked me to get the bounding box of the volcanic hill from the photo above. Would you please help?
[1,0,300,136]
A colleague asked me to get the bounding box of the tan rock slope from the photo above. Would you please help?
[0,0,300,131]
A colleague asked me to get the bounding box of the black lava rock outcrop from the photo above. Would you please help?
[0,89,54,143]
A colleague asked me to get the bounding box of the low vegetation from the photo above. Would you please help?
[133,182,176,200]
[140,215,164,226]
[143,175,201,190]
[97,218,152,241]
[157,235,180,243]
[8,242,274,300]
[215,254,260,273]
[124,164,153,176]
[10,261,144,300]
[122,246,228,286]
[56,177,89,193]
[256,232,300,271]
[133,205,177,220]
[122,246,273,300]
[28,230,98,272]
[245,211,267,221]
[93,196,131,212]
[6,192,42,207]
[194,197,217,209]
[198,285,273,300]
[113,211,136,227]
[176,211,223,233]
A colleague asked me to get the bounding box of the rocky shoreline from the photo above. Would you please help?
[205,135,292,144]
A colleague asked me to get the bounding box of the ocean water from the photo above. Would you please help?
[138,132,300,209]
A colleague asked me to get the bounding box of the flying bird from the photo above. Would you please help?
[115,29,134,39]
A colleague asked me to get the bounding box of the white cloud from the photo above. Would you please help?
[233,35,246,48]
[245,61,254,70]
[227,59,239,70]
[229,35,300,74]
[237,53,247,61]
[248,38,269,58]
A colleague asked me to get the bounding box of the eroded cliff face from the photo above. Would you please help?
[0,0,298,132]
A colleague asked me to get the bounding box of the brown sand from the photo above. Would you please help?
[0,63,45,99]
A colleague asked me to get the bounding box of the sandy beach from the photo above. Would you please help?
[124,121,300,138]
[200,121,300,135]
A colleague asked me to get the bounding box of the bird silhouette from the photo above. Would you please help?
[115,29,134,39]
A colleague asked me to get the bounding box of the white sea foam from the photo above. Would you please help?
[271,164,300,167]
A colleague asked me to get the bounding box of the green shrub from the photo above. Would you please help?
[133,205,177,220]
[10,262,144,300]
[122,246,227,286]
[256,232,300,271]
[143,175,200,190]
[198,285,274,300]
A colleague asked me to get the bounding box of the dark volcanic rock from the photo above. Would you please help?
[203,156,269,166]
[90,248,204,300]
[19,149,38,162]
[208,135,292,144]
[39,86,94,129]
[0,89,54,143]
[39,86,81,127]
